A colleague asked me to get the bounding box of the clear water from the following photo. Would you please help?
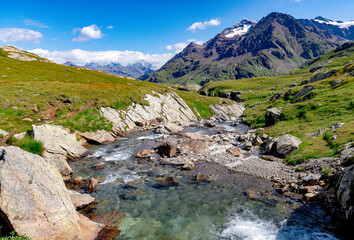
[70,123,339,240]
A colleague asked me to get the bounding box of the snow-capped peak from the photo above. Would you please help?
[223,18,257,38]
[314,17,354,29]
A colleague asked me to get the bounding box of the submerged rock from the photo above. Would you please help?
[155,142,177,158]
[182,161,196,170]
[69,190,95,210]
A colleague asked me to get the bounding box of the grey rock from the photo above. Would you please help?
[268,93,283,103]
[164,123,183,133]
[81,130,115,144]
[341,142,353,163]
[309,70,336,83]
[266,134,302,156]
[293,86,314,101]
[99,91,197,132]
[68,190,95,210]
[209,103,245,121]
[32,124,87,179]
[265,107,282,126]
[306,128,328,138]
[301,173,321,186]
[289,83,297,87]
[0,146,82,240]
[13,132,26,140]
[330,79,343,89]
[332,123,344,131]
[336,165,354,221]
[0,129,8,137]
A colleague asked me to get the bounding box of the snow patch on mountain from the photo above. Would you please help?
[225,24,252,38]
[222,18,257,38]
[314,18,354,29]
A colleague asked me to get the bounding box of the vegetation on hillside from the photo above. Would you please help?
[0,47,226,134]
[200,42,354,164]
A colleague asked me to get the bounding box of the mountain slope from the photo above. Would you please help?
[199,42,354,163]
[298,17,354,41]
[140,12,344,85]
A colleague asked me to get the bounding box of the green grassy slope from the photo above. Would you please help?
[200,43,354,164]
[0,47,228,134]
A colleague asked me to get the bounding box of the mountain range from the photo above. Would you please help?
[140,12,354,85]
[63,60,156,78]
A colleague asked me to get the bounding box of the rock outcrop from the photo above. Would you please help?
[32,124,87,180]
[0,129,9,137]
[0,146,81,240]
[99,92,197,132]
[209,103,245,121]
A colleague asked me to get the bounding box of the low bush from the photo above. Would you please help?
[7,136,43,155]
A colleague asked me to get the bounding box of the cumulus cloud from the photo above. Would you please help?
[0,28,43,43]
[165,39,204,53]
[72,25,104,42]
[187,19,221,33]
[23,19,49,28]
[107,25,114,29]
[29,48,174,68]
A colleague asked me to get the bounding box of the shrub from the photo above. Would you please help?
[0,231,30,240]
[7,136,43,155]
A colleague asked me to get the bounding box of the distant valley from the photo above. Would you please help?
[63,60,156,78]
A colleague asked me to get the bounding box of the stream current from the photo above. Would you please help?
[70,122,339,240]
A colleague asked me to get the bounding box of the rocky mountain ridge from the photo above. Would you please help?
[140,12,349,85]
[63,60,156,78]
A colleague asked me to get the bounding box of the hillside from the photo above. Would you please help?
[140,12,346,85]
[0,46,229,134]
[199,42,354,164]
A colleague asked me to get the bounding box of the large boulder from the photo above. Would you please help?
[266,134,302,157]
[0,146,81,240]
[265,107,282,126]
[32,124,87,179]
[81,130,115,144]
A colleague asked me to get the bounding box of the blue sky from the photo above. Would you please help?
[0,0,353,67]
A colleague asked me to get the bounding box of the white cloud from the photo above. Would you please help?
[0,28,43,43]
[187,19,221,33]
[23,19,49,28]
[292,0,303,2]
[107,25,114,29]
[29,48,174,68]
[72,25,104,42]
[165,39,204,53]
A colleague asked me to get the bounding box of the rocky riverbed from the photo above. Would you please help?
[67,120,349,239]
